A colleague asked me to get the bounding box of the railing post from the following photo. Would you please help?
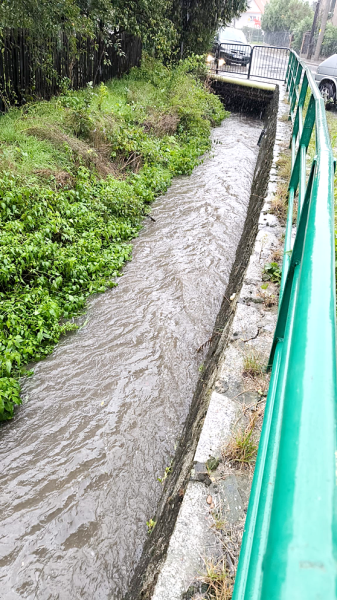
[247,46,253,79]
[215,43,220,75]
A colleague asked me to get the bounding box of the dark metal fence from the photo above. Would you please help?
[0,29,142,111]
[210,44,290,81]
[249,45,289,80]
[210,43,253,77]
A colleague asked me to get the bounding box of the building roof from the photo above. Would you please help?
[254,0,268,14]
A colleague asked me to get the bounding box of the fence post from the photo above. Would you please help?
[215,43,220,75]
[247,46,254,79]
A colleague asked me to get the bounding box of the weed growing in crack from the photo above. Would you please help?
[157,460,173,484]
[211,505,226,532]
[146,518,156,534]
[262,261,282,284]
[271,248,282,263]
[259,284,277,308]
[198,557,233,600]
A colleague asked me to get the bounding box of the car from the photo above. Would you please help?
[315,54,337,103]
[212,27,252,67]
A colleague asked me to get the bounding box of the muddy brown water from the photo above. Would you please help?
[0,114,261,600]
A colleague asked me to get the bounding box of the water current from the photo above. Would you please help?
[0,114,261,600]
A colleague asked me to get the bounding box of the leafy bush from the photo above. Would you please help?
[321,23,337,57]
[0,57,227,421]
[293,16,314,53]
[262,0,313,33]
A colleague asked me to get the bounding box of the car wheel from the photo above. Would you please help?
[319,81,335,103]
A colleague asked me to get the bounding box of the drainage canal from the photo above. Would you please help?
[1,110,265,599]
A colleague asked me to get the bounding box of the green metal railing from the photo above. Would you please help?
[232,51,337,599]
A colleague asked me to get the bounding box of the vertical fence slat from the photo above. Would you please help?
[0,28,142,111]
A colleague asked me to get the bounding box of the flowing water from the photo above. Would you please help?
[0,114,261,600]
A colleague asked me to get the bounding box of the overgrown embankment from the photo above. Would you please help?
[0,57,226,421]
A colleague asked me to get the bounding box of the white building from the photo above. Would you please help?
[232,0,268,29]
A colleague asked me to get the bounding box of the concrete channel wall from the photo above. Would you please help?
[126,78,285,600]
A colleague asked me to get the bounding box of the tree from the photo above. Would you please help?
[320,21,337,56]
[292,15,314,51]
[262,0,313,33]
[171,0,248,57]
[0,0,249,59]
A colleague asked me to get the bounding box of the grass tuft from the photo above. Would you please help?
[199,558,233,600]
[269,150,292,224]
[211,506,226,531]
[222,414,258,467]
[243,350,265,378]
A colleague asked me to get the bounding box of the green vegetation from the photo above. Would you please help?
[222,417,258,467]
[211,506,226,531]
[0,0,248,61]
[261,0,312,34]
[292,17,337,57]
[243,350,265,378]
[270,150,292,224]
[157,459,173,484]
[262,262,282,284]
[0,56,227,421]
[292,16,314,53]
[199,557,233,600]
[146,518,156,533]
[319,23,337,58]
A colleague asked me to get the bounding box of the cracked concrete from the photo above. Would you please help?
[151,85,291,600]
